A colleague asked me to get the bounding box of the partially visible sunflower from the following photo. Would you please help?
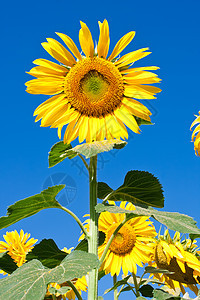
[80,202,156,276]
[190,111,200,156]
[46,247,87,300]
[0,230,37,273]
[25,20,161,144]
[148,230,200,295]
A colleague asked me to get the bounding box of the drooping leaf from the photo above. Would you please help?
[71,140,127,159]
[139,284,154,297]
[0,252,18,274]
[48,141,76,168]
[0,185,64,230]
[104,275,131,294]
[145,266,174,275]
[98,170,164,208]
[95,203,200,235]
[0,251,99,300]
[49,140,127,166]
[26,239,67,268]
[153,289,181,299]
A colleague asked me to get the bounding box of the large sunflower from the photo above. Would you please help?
[25,20,161,144]
[0,230,37,269]
[148,230,200,295]
[80,202,156,276]
[190,111,200,156]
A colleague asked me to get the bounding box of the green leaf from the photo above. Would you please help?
[95,203,200,235]
[139,284,154,297]
[104,276,131,294]
[98,170,164,208]
[48,141,76,168]
[0,185,64,230]
[136,116,153,126]
[74,238,88,252]
[153,289,181,300]
[71,140,127,159]
[189,234,200,241]
[145,266,174,275]
[48,286,71,295]
[26,239,67,268]
[0,251,99,300]
[136,297,147,300]
[0,252,18,274]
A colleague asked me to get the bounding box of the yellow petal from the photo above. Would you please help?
[56,32,82,61]
[33,58,67,72]
[27,66,67,78]
[114,106,140,133]
[116,48,151,68]
[97,20,110,59]
[79,21,94,57]
[108,31,135,61]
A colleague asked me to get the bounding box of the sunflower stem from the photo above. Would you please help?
[59,205,89,239]
[66,281,83,300]
[132,272,140,297]
[113,274,118,300]
[78,154,89,170]
[88,155,98,300]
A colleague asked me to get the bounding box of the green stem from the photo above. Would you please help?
[52,295,57,300]
[113,274,118,300]
[60,205,89,239]
[132,272,140,297]
[78,154,89,170]
[88,155,98,300]
[66,281,83,300]
[99,217,128,266]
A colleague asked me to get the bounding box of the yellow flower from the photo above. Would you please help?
[148,230,200,295]
[80,202,156,276]
[25,20,161,144]
[0,230,37,269]
[47,247,87,300]
[190,111,200,156]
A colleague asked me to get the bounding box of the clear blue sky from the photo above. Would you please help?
[0,0,200,298]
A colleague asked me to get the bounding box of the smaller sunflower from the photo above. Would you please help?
[80,202,156,276]
[148,230,200,295]
[0,229,37,270]
[46,247,87,300]
[190,111,200,156]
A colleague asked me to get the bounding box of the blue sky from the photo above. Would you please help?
[0,0,200,298]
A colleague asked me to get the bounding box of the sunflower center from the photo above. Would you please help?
[64,57,124,117]
[106,223,136,255]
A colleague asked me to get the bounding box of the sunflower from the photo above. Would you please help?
[0,230,37,270]
[25,20,161,144]
[190,111,200,156]
[46,247,87,300]
[148,230,200,295]
[80,202,156,276]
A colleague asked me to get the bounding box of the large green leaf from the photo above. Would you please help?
[0,252,17,274]
[26,239,67,268]
[0,250,99,300]
[98,170,164,208]
[48,141,76,167]
[49,140,127,165]
[153,289,181,299]
[95,203,200,234]
[0,185,64,230]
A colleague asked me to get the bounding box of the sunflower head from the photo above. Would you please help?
[190,111,200,156]
[149,229,200,295]
[25,20,161,144]
[0,229,37,270]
